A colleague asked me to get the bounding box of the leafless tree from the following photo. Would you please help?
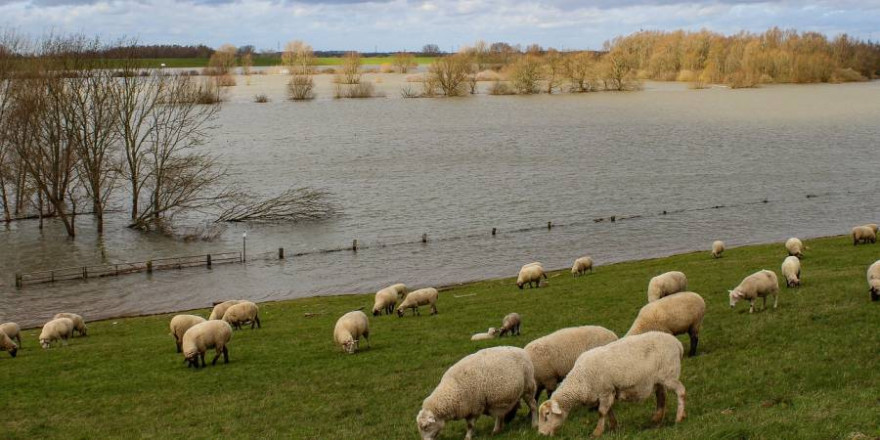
[392,52,415,73]
[339,51,362,84]
[543,49,566,94]
[0,30,23,222]
[427,54,471,96]
[565,51,598,92]
[205,44,237,76]
[509,54,543,94]
[283,41,317,100]
[216,187,336,223]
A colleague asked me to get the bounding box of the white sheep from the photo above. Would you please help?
[471,327,498,341]
[182,320,233,368]
[373,284,402,316]
[571,256,594,276]
[852,226,876,245]
[626,291,705,357]
[729,269,780,313]
[0,322,22,347]
[53,313,87,337]
[517,264,547,289]
[170,315,206,353]
[417,346,538,440]
[525,326,618,399]
[387,283,408,300]
[39,317,75,349]
[867,260,880,301]
[647,271,688,302]
[208,300,243,320]
[522,262,543,269]
[711,240,725,258]
[537,332,686,438]
[334,310,370,354]
[0,329,18,358]
[781,256,801,287]
[498,313,521,337]
[222,301,261,330]
[396,287,439,317]
[785,237,804,258]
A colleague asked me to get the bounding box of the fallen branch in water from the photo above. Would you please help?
[215,187,337,223]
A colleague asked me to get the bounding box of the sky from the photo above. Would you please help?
[0,0,879,52]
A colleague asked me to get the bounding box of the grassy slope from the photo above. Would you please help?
[3,235,880,439]
[136,56,437,68]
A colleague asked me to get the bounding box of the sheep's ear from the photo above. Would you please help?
[551,400,562,415]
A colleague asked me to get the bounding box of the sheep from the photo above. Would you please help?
[785,237,804,258]
[387,283,408,300]
[417,346,538,440]
[471,327,498,341]
[0,322,22,347]
[334,310,370,354]
[525,326,618,399]
[522,262,543,269]
[396,288,439,317]
[170,315,206,353]
[852,226,876,245]
[0,329,17,358]
[39,317,75,349]
[536,332,686,438]
[498,313,521,337]
[867,260,880,301]
[865,223,879,233]
[208,300,243,320]
[647,271,688,302]
[711,240,725,258]
[729,269,780,313]
[781,256,801,287]
[571,256,594,276]
[53,313,87,337]
[182,320,233,368]
[517,264,547,289]
[626,291,706,357]
[222,301,261,330]
[373,284,402,316]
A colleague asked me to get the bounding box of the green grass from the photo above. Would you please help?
[4,235,880,439]
[130,56,438,69]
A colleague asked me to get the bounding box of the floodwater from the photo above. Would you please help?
[2,74,880,327]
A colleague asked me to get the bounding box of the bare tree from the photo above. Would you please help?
[427,54,471,96]
[339,51,362,84]
[0,30,23,222]
[216,187,336,223]
[392,52,415,73]
[283,41,316,100]
[509,55,543,94]
[543,49,566,94]
[565,51,598,92]
[205,44,237,76]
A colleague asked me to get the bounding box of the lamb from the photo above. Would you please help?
[208,300,243,320]
[372,284,402,316]
[396,287,439,317]
[571,257,594,276]
[471,327,498,341]
[729,269,780,313]
[525,326,619,399]
[867,260,880,301]
[711,240,725,258]
[517,264,547,289]
[417,346,538,440]
[536,332,686,438]
[0,322,21,347]
[181,320,233,368]
[170,315,206,353]
[785,237,804,258]
[498,313,521,337]
[851,226,876,245]
[626,291,705,357]
[0,329,17,358]
[781,256,801,287]
[39,317,75,349]
[222,301,261,330]
[647,271,688,302]
[53,313,87,336]
[333,310,370,354]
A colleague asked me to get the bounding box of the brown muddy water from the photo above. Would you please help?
[2,74,879,327]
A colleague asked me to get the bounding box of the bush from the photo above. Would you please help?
[288,75,315,101]
[488,81,515,95]
[334,82,385,99]
[254,94,269,103]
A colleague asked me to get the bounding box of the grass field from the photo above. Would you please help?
[135,56,438,69]
[3,235,880,439]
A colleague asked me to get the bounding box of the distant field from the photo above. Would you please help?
[132,56,438,69]
[4,235,880,439]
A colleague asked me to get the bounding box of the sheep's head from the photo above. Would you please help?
[416,409,444,440]
[183,349,200,368]
[728,290,744,308]
[372,308,381,317]
[487,327,498,337]
[342,338,359,354]
[537,400,567,436]
[80,326,88,336]
[40,338,50,349]
[517,281,524,290]
[397,308,404,317]
[4,342,17,358]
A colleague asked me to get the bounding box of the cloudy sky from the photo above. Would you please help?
[1,0,879,51]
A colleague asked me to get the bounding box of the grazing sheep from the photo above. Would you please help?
[182,320,233,368]
[536,332,686,438]
[170,315,207,353]
[0,330,17,358]
[852,226,876,245]
[222,301,261,330]
[571,257,594,276]
[373,285,401,316]
[471,327,498,341]
[711,240,725,258]
[396,288,439,317]
[417,346,538,440]
[785,238,804,258]
[517,264,547,289]
[729,269,780,313]
[0,322,22,347]
[781,256,801,287]
[522,262,543,269]
[867,260,880,301]
[647,271,688,302]
[39,317,75,349]
[334,310,370,354]
[626,291,706,357]
[208,300,243,320]
[53,313,87,337]
[525,326,619,399]
[499,313,522,337]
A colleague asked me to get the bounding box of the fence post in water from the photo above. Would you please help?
[147,260,153,273]
[547,221,553,230]
[491,227,496,236]
[15,273,22,288]
[82,266,87,280]
[279,248,284,259]
[207,254,212,268]
[51,271,55,283]
[610,216,616,222]
[422,233,428,244]
[352,239,359,252]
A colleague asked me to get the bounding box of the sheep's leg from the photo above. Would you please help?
[748,300,755,314]
[175,339,182,353]
[606,408,618,431]
[223,346,229,364]
[526,394,538,427]
[592,394,615,438]
[431,304,438,315]
[652,384,667,423]
[688,329,699,357]
[492,415,504,435]
[256,315,262,328]
[199,353,206,368]
[212,348,222,365]
[664,379,687,422]
[364,334,371,348]
[465,417,476,440]
[762,296,767,310]
[773,293,778,309]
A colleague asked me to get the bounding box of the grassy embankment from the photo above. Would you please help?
[3,235,880,439]
[137,56,438,69]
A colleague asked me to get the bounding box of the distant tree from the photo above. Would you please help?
[339,51,362,84]
[392,52,415,73]
[509,54,543,94]
[427,54,471,96]
[205,44,236,76]
[237,45,255,56]
[422,44,441,56]
[282,40,315,75]
[565,51,598,92]
[241,52,253,76]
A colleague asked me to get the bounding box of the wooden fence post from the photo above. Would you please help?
[147,261,153,273]
[279,248,285,259]
[492,227,497,236]
[15,273,22,288]
[207,254,212,268]
[352,239,358,252]
[422,233,428,243]
[82,267,88,280]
